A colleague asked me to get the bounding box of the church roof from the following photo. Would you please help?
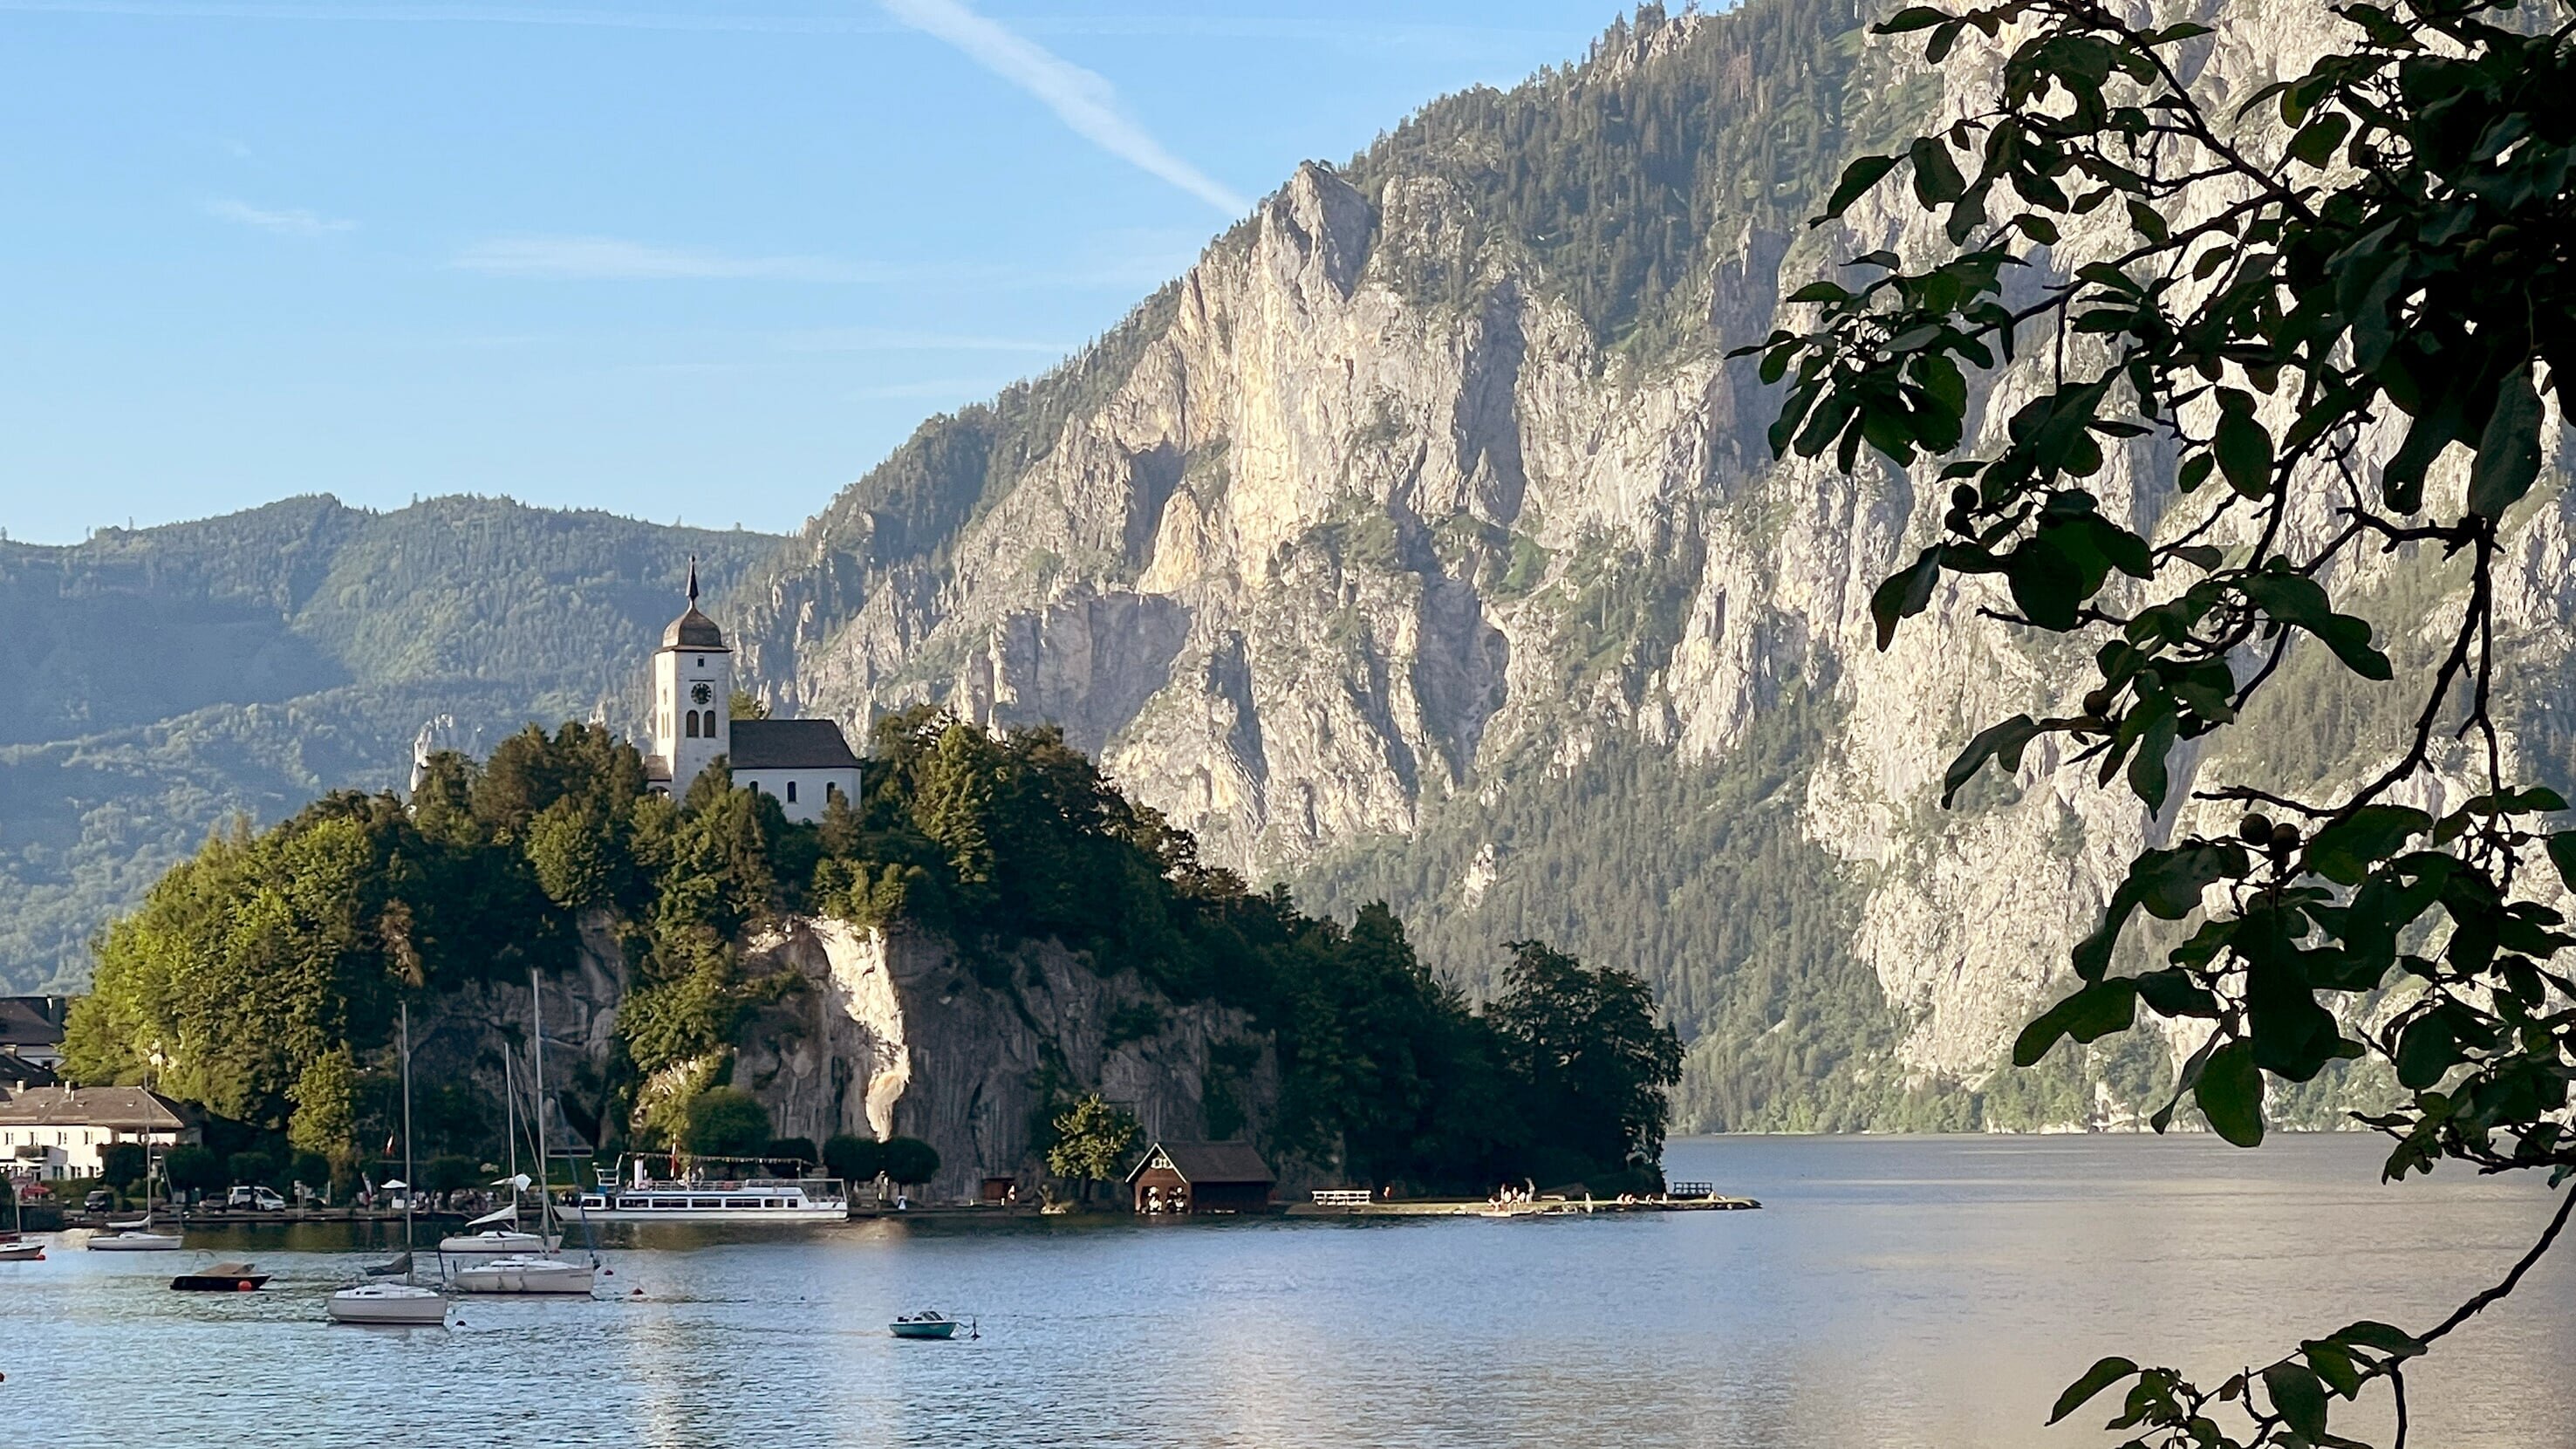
[662,606,728,651]
[730,718,861,771]
[661,554,729,651]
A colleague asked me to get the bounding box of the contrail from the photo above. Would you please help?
[880,0,1248,217]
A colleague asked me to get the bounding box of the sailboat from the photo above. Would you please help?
[329,1004,447,1326]
[439,1052,557,1256]
[0,1183,44,1260]
[87,1139,181,1251]
[447,971,594,1297]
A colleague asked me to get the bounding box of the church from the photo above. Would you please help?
[647,560,860,824]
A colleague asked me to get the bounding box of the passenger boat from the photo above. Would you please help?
[327,1282,448,1325]
[889,1311,973,1340]
[448,1254,594,1295]
[172,1261,270,1291]
[575,1157,847,1222]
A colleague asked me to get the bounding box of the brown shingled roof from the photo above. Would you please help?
[0,1086,193,1131]
[1125,1140,1274,1186]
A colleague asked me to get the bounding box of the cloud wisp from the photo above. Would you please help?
[205,198,355,236]
[880,0,1247,217]
[448,236,898,282]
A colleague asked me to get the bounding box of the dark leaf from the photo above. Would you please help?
[1942,714,2042,807]
[2302,806,2433,886]
[2470,364,2544,520]
[1871,545,1945,650]
[2263,1362,2330,1441]
[2013,979,2139,1067]
[2196,1038,2265,1145]
[1823,154,1900,220]
[2050,1357,2142,1425]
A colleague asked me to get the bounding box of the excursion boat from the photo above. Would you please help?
[575,1158,847,1223]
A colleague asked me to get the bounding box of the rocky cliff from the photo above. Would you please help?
[408,913,1274,1204]
[717,0,2576,1130]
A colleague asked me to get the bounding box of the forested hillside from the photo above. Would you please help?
[0,496,776,991]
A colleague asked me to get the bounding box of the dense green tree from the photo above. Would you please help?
[163,1145,224,1196]
[227,1151,279,1190]
[1762,0,2576,1440]
[1489,941,1684,1177]
[99,1142,146,1191]
[421,1154,479,1193]
[822,1133,884,1186]
[880,1137,941,1189]
[1044,1094,1142,1201]
[762,1137,818,1173]
[680,1089,772,1160]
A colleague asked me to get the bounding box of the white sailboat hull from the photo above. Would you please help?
[448,1256,595,1294]
[85,1231,184,1251]
[437,1230,554,1254]
[328,1284,448,1324]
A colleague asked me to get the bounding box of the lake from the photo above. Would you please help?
[6,1133,2571,1447]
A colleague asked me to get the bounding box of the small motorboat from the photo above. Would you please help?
[327,1282,448,1325]
[172,1261,270,1292]
[0,1241,45,1261]
[889,1311,974,1340]
[86,1229,184,1252]
[448,1254,595,1295]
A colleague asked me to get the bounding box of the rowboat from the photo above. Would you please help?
[172,1261,270,1292]
[889,1311,974,1340]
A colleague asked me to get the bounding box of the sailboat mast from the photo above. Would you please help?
[504,1049,518,1192]
[400,1002,416,1276]
[530,969,548,1209]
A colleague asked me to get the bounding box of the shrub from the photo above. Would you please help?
[762,1136,818,1173]
[228,1151,280,1189]
[880,1136,940,1188]
[822,1133,884,1185]
[681,1088,772,1159]
[164,1145,225,1195]
[99,1142,147,1192]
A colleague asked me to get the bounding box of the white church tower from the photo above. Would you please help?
[651,556,732,800]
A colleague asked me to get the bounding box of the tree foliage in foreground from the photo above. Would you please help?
[1753,0,2576,1442]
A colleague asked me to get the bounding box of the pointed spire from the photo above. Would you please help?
[686,554,700,606]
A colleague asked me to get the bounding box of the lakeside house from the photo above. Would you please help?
[1127,1140,1276,1214]
[0,996,67,1070]
[0,1086,201,1182]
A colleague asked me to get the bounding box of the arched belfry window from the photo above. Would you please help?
[786,781,797,803]
[685,712,700,739]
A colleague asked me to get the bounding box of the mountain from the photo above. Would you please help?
[0,496,780,991]
[715,0,2576,1131]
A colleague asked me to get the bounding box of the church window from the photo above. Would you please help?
[786,782,797,803]
[686,712,700,739]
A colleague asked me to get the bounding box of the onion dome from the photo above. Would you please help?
[661,555,728,650]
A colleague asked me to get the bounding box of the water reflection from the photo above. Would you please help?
[6,1134,2569,1447]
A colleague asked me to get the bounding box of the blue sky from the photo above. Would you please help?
[0,1,1615,544]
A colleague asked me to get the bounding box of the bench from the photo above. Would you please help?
[1310,1188,1374,1207]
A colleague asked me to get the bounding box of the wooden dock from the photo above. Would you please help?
[1284,1193,1760,1219]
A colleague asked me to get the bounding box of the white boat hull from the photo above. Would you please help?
[85,1232,184,1251]
[448,1256,595,1295]
[437,1230,553,1254]
[328,1285,448,1324]
[577,1205,844,1223]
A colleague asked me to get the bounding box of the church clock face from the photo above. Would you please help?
[690,682,714,706]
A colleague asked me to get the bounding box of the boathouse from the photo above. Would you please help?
[1126,1140,1274,1214]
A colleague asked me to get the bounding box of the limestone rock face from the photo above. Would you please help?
[725,0,2576,1120]
[731,921,1277,1203]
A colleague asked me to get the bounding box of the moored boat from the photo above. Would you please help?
[448,1254,594,1295]
[327,1282,448,1324]
[0,1241,44,1261]
[438,1226,554,1255]
[86,1229,184,1251]
[172,1261,270,1291]
[576,1156,847,1222]
[889,1311,974,1340]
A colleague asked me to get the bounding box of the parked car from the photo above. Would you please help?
[225,1185,287,1211]
[84,1189,113,1212]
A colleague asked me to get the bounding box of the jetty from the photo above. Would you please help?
[1286,1182,1759,1218]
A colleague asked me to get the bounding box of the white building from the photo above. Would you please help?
[0,1086,199,1182]
[646,558,861,824]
